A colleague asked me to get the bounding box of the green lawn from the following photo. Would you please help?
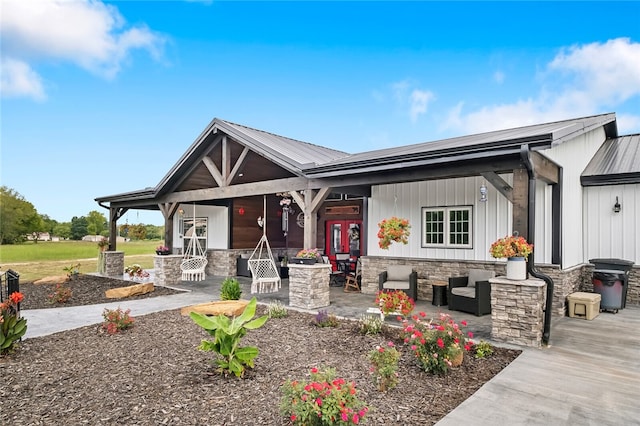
[0,240,163,282]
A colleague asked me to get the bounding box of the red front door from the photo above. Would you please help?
[325,220,362,268]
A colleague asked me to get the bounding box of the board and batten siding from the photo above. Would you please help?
[541,126,608,268]
[583,184,640,264]
[368,175,552,263]
[173,205,229,250]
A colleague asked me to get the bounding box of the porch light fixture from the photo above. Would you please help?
[479,183,488,202]
[613,196,621,213]
[178,208,184,216]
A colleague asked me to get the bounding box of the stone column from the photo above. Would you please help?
[288,263,332,310]
[154,255,183,287]
[102,251,124,278]
[490,276,547,348]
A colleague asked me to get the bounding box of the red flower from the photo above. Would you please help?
[9,292,24,305]
[437,338,444,348]
[311,367,318,374]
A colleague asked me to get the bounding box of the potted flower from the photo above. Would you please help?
[375,289,415,317]
[97,238,109,251]
[124,264,150,281]
[490,234,534,280]
[377,217,411,249]
[156,245,171,255]
[292,248,320,265]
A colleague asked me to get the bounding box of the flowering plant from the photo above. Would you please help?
[156,245,169,252]
[102,307,134,335]
[490,234,533,259]
[375,289,415,317]
[97,238,109,249]
[280,367,368,425]
[377,217,411,249]
[49,283,72,304]
[0,292,27,355]
[402,312,472,375]
[368,342,401,392]
[124,264,150,280]
[296,248,320,259]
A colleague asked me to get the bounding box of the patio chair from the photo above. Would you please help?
[448,269,495,316]
[180,256,208,281]
[378,265,418,301]
[344,258,362,292]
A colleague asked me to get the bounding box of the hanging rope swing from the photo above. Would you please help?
[248,195,281,293]
[180,203,208,281]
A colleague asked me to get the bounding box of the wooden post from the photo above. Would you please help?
[512,168,529,240]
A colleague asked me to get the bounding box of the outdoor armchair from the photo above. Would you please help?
[448,269,495,316]
[378,265,418,301]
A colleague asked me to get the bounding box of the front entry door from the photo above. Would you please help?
[325,220,362,267]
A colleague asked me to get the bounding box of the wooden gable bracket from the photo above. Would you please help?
[108,206,129,250]
[480,172,514,203]
[290,187,332,248]
[158,202,181,250]
[202,135,250,187]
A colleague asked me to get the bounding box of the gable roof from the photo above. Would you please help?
[581,134,640,186]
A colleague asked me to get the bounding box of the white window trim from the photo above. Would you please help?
[421,206,473,248]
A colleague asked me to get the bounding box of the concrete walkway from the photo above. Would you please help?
[21,276,640,425]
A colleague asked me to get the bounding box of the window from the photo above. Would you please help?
[421,206,472,248]
[180,216,207,251]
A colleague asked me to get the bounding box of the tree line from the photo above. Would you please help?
[0,186,163,244]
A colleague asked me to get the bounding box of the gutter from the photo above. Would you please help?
[520,144,555,345]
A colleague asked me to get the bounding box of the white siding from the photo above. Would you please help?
[368,175,554,263]
[173,204,229,250]
[583,184,640,264]
[541,127,607,268]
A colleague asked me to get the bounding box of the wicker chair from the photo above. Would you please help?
[448,269,495,316]
[378,265,418,301]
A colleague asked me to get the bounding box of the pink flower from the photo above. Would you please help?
[437,338,444,348]
[411,345,417,351]
[341,412,349,421]
[311,367,318,374]
[468,331,474,338]
[316,397,322,406]
[387,341,395,347]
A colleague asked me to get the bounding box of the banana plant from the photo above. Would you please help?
[0,313,28,354]
[190,297,268,377]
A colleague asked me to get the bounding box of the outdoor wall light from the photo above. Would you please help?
[178,208,184,216]
[479,183,488,202]
[257,216,264,228]
[613,196,621,213]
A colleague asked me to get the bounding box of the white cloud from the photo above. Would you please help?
[0,0,166,98]
[409,89,435,122]
[0,58,46,101]
[443,38,640,135]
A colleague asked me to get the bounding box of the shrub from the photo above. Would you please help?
[474,340,495,359]
[358,314,383,335]
[280,367,368,425]
[375,289,415,317]
[190,297,268,377]
[368,342,401,392]
[49,283,72,304]
[312,310,339,328]
[102,307,134,335]
[63,263,80,279]
[220,277,242,300]
[402,312,472,375]
[0,292,27,355]
[267,300,288,318]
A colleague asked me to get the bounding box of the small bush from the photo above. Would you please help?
[358,314,383,335]
[267,300,288,318]
[312,310,339,327]
[368,342,401,392]
[102,307,134,335]
[220,277,242,300]
[474,340,494,359]
[49,283,72,304]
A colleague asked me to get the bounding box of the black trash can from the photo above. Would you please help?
[589,258,635,313]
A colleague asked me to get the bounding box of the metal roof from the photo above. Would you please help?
[581,134,640,186]
[302,113,617,176]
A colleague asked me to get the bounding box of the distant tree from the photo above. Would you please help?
[40,214,59,236]
[145,224,163,240]
[128,223,147,240]
[0,186,42,244]
[54,222,72,240]
[70,216,89,240]
[86,210,107,236]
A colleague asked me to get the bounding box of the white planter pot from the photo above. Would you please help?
[506,257,527,280]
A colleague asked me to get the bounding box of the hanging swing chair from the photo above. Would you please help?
[248,196,281,293]
[180,204,208,281]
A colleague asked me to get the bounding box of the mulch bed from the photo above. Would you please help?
[1,275,522,425]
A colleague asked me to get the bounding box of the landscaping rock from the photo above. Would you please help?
[105,282,154,299]
[180,300,249,317]
[33,275,69,285]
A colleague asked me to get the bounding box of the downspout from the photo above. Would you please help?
[520,144,554,345]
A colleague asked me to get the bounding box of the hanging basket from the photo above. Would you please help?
[377,217,411,250]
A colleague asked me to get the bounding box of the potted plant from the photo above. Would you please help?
[292,248,320,265]
[490,234,534,280]
[375,289,415,318]
[124,264,150,281]
[156,245,171,255]
[97,238,109,252]
[377,217,411,249]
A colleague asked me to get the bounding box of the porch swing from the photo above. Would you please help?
[180,204,208,281]
[248,196,281,293]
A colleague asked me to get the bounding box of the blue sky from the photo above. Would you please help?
[2,1,639,227]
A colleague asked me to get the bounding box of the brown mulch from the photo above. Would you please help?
[1,275,522,425]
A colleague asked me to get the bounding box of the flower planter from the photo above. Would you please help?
[506,257,527,280]
[156,250,171,255]
[291,257,316,265]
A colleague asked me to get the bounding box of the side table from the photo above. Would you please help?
[432,281,448,306]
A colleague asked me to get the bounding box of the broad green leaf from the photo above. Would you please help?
[218,336,233,356]
[235,346,259,362]
[244,315,268,330]
[229,358,244,377]
[236,297,257,324]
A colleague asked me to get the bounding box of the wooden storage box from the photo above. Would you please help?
[567,292,601,320]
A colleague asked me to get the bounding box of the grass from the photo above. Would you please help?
[0,240,162,282]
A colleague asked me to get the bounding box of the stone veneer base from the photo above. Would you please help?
[288,263,332,310]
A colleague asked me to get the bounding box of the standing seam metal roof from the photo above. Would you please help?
[581,134,640,185]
